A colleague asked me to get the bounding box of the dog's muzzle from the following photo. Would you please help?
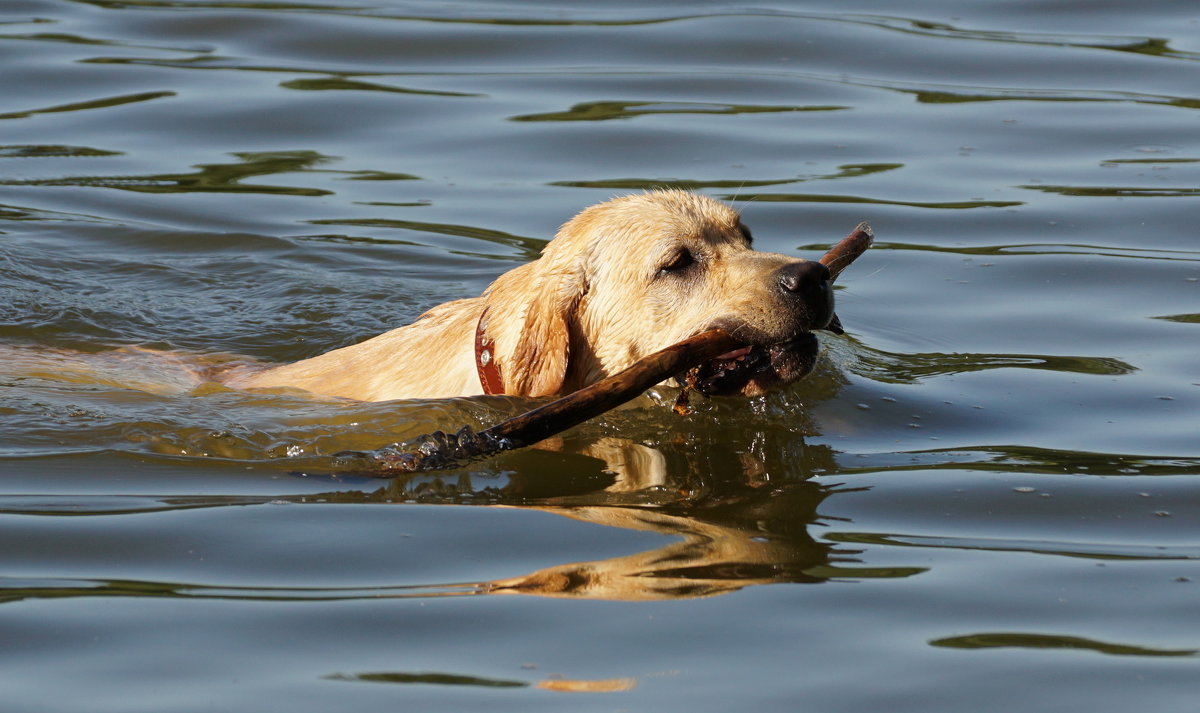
[685,260,836,397]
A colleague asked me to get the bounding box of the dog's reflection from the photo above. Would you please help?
[356,432,895,601]
[486,496,841,601]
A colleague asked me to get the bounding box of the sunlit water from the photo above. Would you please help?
[1,1,1198,711]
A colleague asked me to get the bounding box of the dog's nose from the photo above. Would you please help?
[778,260,829,295]
[777,260,833,328]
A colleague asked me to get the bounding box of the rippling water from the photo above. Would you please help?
[2,1,1198,711]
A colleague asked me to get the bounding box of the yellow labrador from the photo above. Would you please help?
[229,190,835,401]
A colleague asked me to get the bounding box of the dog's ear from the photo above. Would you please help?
[482,260,587,397]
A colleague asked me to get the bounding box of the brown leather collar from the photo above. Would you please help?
[474,307,505,395]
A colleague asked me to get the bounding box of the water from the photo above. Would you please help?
[2,1,1198,711]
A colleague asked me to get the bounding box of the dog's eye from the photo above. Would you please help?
[660,248,695,273]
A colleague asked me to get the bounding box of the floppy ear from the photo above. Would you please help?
[482,259,587,397]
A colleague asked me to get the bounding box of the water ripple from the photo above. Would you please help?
[56,3,1200,68]
[840,446,1200,477]
[1019,184,1200,198]
[726,193,1022,210]
[930,633,1197,657]
[511,100,847,122]
[850,346,1135,382]
[828,531,1200,561]
[0,90,176,121]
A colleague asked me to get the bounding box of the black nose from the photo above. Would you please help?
[778,260,829,294]
[777,260,834,329]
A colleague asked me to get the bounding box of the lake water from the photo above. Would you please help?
[1,1,1198,711]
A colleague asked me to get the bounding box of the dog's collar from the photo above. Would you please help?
[474,307,505,395]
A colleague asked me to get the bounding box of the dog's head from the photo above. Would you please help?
[483,191,833,397]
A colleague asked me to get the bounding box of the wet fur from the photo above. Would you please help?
[227,190,826,401]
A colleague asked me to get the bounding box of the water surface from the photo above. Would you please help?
[1,1,1198,711]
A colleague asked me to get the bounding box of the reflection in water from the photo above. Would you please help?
[55,3,1200,64]
[831,14,1198,60]
[904,86,1200,110]
[0,145,121,159]
[829,531,1200,562]
[849,342,1136,382]
[510,100,846,122]
[432,436,921,600]
[833,72,1200,110]
[0,434,925,606]
[281,76,481,97]
[0,90,175,121]
[550,163,903,191]
[0,150,337,196]
[731,192,1021,210]
[327,670,637,693]
[70,0,364,13]
[930,633,1197,657]
[327,671,527,688]
[485,501,864,601]
[331,427,909,601]
[840,445,1200,478]
[3,421,1188,607]
[305,217,544,259]
[1019,184,1200,198]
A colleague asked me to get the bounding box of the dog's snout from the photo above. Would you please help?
[777,260,833,329]
[778,260,830,295]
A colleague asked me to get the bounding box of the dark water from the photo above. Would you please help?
[2,1,1198,711]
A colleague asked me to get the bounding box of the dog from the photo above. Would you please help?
[227,190,836,401]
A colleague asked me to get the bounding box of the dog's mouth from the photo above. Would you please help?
[685,331,820,398]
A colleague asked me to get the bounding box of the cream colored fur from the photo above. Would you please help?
[230,190,815,401]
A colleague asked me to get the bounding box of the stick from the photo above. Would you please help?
[367,330,742,472]
[816,220,873,335]
[822,221,873,279]
[361,221,873,473]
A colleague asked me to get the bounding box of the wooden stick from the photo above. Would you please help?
[822,221,874,279]
[362,221,873,473]
[367,330,743,472]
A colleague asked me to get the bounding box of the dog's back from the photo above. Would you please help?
[0,344,252,396]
